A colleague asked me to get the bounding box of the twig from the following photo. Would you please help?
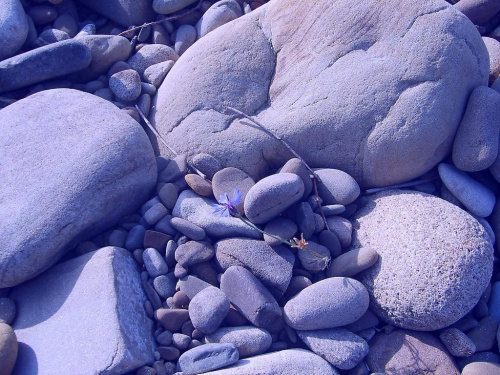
[312,176,331,232]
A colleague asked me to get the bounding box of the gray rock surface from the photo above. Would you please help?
[0,323,17,375]
[109,69,142,102]
[0,0,28,60]
[151,0,488,188]
[205,326,272,358]
[10,247,155,374]
[462,361,500,375]
[352,190,493,330]
[314,169,360,205]
[77,0,156,26]
[153,0,199,14]
[127,44,179,77]
[0,89,156,287]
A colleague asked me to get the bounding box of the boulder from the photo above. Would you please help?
[0,89,156,287]
[150,0,488,188]
[76,0,156,27]
[0,0,28,60]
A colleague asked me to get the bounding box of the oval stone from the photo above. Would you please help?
[206,326,272,358]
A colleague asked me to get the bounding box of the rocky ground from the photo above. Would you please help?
[1,0,500,374]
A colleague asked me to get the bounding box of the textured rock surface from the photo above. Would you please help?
[352,190,493,330]
[151,0,488,188]
[0,89,156,287]
[10,247,155,374]
[0,0,28,60]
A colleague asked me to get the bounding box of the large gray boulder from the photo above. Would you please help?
[10,247,155,375]
[352,190,493,331]
[150,0,488,188]
[0,0,28,61]
[0,89,157,287]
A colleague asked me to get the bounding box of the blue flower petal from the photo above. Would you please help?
[232,188,242,205]
[212,203,230,217]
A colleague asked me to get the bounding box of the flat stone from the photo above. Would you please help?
[314,169,360,206]
[185,173,213,197]
[10,247,155,374]
[0,40,91,94]
[177,343,239,373]
[352,190,493,331]
[0,0,28,60]
[296,240,331,273]
[179,275,212,299]
[206,326,272,358]
[212,167,255,213]
[295,202,315,239]
[158,183,179,210]
[284,277,369,330]
[189,286,230,334]
[196,0,243,38]
[0,89,156,287]
[326,247,378,278]
[0,323,17,375]
[77,0,156,26]
[155,309,190,332]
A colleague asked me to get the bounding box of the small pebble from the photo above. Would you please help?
[326,247,378,278]
[154,273,177,299]
[144,203,169,225]
[155,308,191,332]
[0,298,16,325]
[143,248,169,278]
[109,69,142,102]
[175,241,214,267]
[185,174,213,197]
[159,155,188,183]
[176,343,239,374]
[172,333,191,350]
[466,315,498,351]
[439,328,476,357]
[157,346,180,361]
[173,291,190,309]
[189,286,230,334]
[171,217,206,241]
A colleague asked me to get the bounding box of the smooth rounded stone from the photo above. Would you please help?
[175,241,214,267]
[462,362,500,375]
[158,183,179,210]
[319,230,342,258]
[172,333,191,350]
[0,298,16,325]
[355,190,494,331]
[452,86,500,172]
[200,348,339,375]
[143,248,169,278]
[0,323,17,375]
[439,328,476,357]
[439,163,496,217]
[159,154,188,183]
[325,216,353,248]
[284,275,312,298]
[109,69,142,102]
[244,173,305,224]
[212,167,256,213]
[483,37,500,84]
[189,286,230,334]
[196,0,243,38]
[280,158,313,199]
[179,275,212,299]
[214,238,294,298]
[326,247,378,278]
[173,291,190,309]
[141,82,157,96]
[53,13,78,37]
[220,266,282,331]
[295,202,315,239]
[284,277,369,330]
[32,28,69,47]
[157,330,173,346]
[125,225,147,251]
[189,261,219,286]
[466,315,498,351]
[297,328,368,370]
[144,203,169,226]
[77,0,155,26]
[263,218,297,247]
[94,87,115,101]
[321,205,346,216]
[108,229,127,248]
[314,169,360,206]
[175,24,197,55]
[127,44,179,77]
[296,241,331,273]
[0,90,156,287]
[154,273,177,299]
[0,0,28,60]
[177,343,239,373]
[158,346,180,361]
[155,309,190,332]
[366,330,459,375]
[206,326,272,358]
[154,0,199,14]
[28,4,58,25]
[138,94,151,117]
[75,23,96,38]
[144,60,175,88]
[191,153,222,180]
[171,218,206,240]
[458,352,500,370]
[185,174,213,197]
[108,60,132,79]
[0,40,92,94]
[455,0,500,25]
[144,230,171,253]
[142,279,163,310]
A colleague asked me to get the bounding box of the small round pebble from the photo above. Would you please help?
[0,323,17,375]
[176,343,239,374]
[325,216,353,248]
[263,218,298,247]
[154,273,177,299]
[212,167,255,213]
[155,308,191,332]
[173,291,190,309]
[206,326,272,358]
[191,153,222,180]
[172,333,191,350]
[175,241,214,267]
[314,168,360,205]
[157,330,173,346]
[157,346,180,361]
[189,286,230,334]
[109,69,142,102]
[143,247,169,278]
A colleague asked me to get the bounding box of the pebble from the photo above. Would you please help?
[297,328,369,370]
[175,24,197,55]
[196,0,243,38]
[296,240,331,273]
[439,328,476,357]
[284,277,369,330]
[452,86,500,172]
[141,82,157,96]
[144,203,169,225]
[179,275,212,299]
[0,298,16,325]
[108,229,127,248]
[280,158,314,199]
[488,281,500,322]
[313,213,325,233]
[319,230,342,258]
[185,174,213,197]
[154,0,200,14]
[171,217,206,240]
[155,308,191,332]
[263,217,298,247]
[157,330,174,346]
[321,204,346,216]
[175,241,214,267]
[127,44,179,76]
[212,167,256,213]
[144,60,175,87]
[173,291,190,309]
[206,326,272,358]
[174,263,188,278]
[53,13,78,37]
[189,286,230,334]
[153,273,177,299]
[176,343,239,374]
[144,230,171,253]
[157,346,180,361]
[94,88,114,101]
[466,315,498,351]
[325,216,353,248]
[462,362,500,375]
[189,261,219,286]
[172,333,191,350]
[295,202,316,239]
[142,280,163,310]
[457,352,500,370]
[109,69,142,102]
[125,225,147,250]
[0,323,17,375]
[284,276,312,298]
[220,266,282,331]
[314,168,360,205]
[244,173,305,224]
[29,4,58,25]
[483,37,500,84]
[159,155,188,183]
[137,94,151,116]
[143,248,169,278]
[0,0,29,60]
[455,0,500,25]
[326,247,378,278]
[33,29,70,47]
[158,183,179,210]
[191,153,222,180]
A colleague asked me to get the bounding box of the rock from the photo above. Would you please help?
[155,309,190,332]
[144,230,171,252]
[185,173,213,197]
[77,0,156,26]
[28,4,58,25]
[206,326,272,358]
[0,323,17,375]
[455,0,500,25]
[153,273,177,299]
[0,89,156,287]
[220,266,282,331]
[172,333,191,350]
[126,225,147,251]
[154,0,199,14]
[200,348,339,375]
[244,173,304,224]
[143,203,169,225]
[314,169,360,205]
[284,275,312,298]
[319,230,342,258]
[0,40,91,94]
[296,240,331,273]
[439,328,476,357]
[263,217,297,246]
[352,190,493,331]
[191,153,222,180]
[32,28,70,47]
[483,37,500,84]
[366,330,459,375]
[325,216,353,248]
[462,362,500,375]
[171,217,206,240]
[175,241,214,267]
[0,298,15,325]
[157,346,180,361]
[452,86,500,172]
[212,167,256,213]
[488,281,500,322]
[297,328,369,370]
[214,238,294,298]
[109,69,142,102]
[10,247,155,374]
[466,315,498,351]
[150,0,488,188]
[53,13,78,37]
[127,44,179,77]
[158,183,178,210]
[196,0,243,38]
[295,202,315,239]
[280,158,313,199]
[175,24,197,55]
[179,275,212,299]
[177,343,239,373]
[457,352,500,370]
[284,277,369,330]
[344,309,380,333]
[0,0,28,60]
[144,60,175,87]
[439,163,496,217]
[143,248,169,278]
[326,247,378,278]
[189,286,230,334]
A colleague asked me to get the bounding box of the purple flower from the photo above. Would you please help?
[212,188,242,217]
